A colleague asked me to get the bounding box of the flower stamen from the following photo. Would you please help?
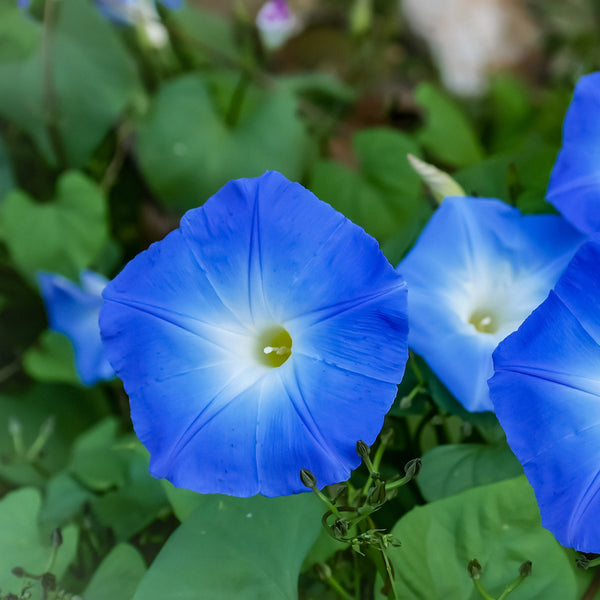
[256,326,293,367]
[469,309,499,334]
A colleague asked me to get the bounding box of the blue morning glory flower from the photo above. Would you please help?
[95,0,182,47]
[99,171,408,497]
[96,0,182,24]
[38,271,115,386]
[490,235,600,552]
[398,196,583,413]
[18,0,182,15]
[547,72,600,234]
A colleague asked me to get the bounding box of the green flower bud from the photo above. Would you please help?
[356,440,370,458]
[300,468,317,489]
[468,559,482,579]
[519,560,532,577]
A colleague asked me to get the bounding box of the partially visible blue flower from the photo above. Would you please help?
[100,171,408,497]
[95,0,182,47]
[96,0,182,24]
[38,271,115,386]
[256,0,299,51]
[398,196,583,412]
[490,235,600,552]
[547,72,600,234]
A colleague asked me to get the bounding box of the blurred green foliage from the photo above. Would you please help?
[0,0,598,598]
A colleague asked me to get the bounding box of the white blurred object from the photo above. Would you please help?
[256,0,300,51]
[401,0,539,97]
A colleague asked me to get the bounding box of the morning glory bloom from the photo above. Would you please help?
[547,72,600,234]
[256,0,299,51]
[398,196,583,412]
[490,235,600,552]
[38,271,114,386]
[100,171,408,497]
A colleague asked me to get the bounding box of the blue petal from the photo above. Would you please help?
[547,72,600,234]
[159,0,182,8]
[95,0,136,24]
[38,272,114,386]
[399,196,583,412]
[491,236,600,551]
[100,171,408,496]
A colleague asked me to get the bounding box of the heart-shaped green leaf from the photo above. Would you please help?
[133,492,324,600]
[136,73,313,209]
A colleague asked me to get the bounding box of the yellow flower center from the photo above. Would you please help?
[469,309,498,334]
[256,326,292,367]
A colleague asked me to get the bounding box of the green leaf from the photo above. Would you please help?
[39,472,93,532]
[418,443,524,502]
[455,154,514,200]
[136,73,313,209]
[133,493,324,600]
[161,479,203,522]
[69,417,126,491]
[416,355,506,444]
[0,0,141,166]
[487,75,533,154]
[0,383,110,476]
[167,5,240,66]
[311,128,431,242]
[379,477,579,600]
[0,488,78,596]
[84,543,146,600]
[0,3,39,62]
[415,83,484,168]
[23,330,80,385]
[0,133,15,202]
[92,438,168,540]
[0,170,108,280]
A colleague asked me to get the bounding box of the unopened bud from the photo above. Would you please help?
[50,527,63,547]
[577,555,591,569]
[8,417,21,436]
[300,468,317,489]
[404,458,422,479]
[519,560,532,577]
[468,559,482,579]
[367,481,387,507]
[356,440,370,458]
[11,566,25,577]
[332,518,349,539]
[315,562,332,581]
[41,572,56,591]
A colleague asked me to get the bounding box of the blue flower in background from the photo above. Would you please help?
[547,72,600,234]
[95,0,182,47]
[96,0,182,24]
[398,197,583,412]
[490,236,600,552]
[38,271,115,386]
[100,171,408,497]
[18,0,182,14]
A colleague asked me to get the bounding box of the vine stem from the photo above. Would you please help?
[582,567,600,600]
